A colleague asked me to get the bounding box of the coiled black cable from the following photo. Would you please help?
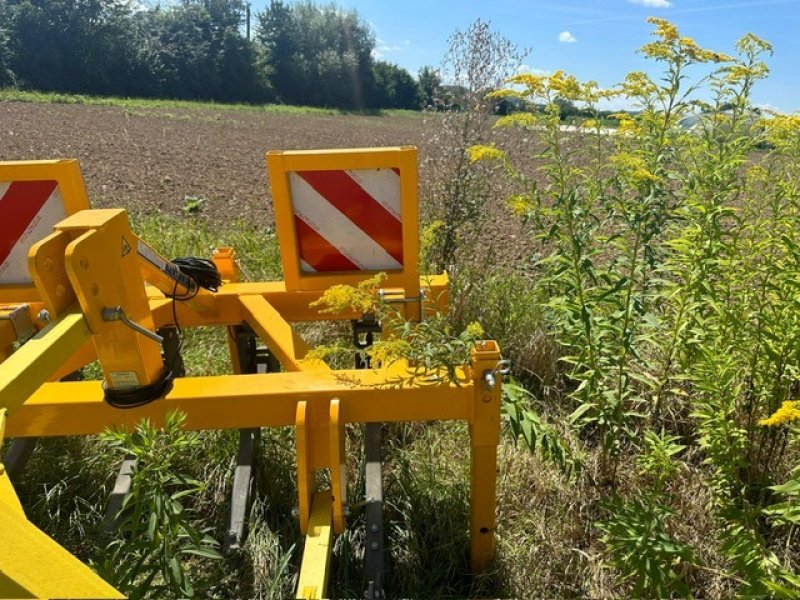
[103,256,222,408]
[170,257,222,295]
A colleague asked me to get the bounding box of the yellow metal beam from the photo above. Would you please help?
[295,401,314,535]
[0,308,91,416]
[468,340,504,573]
[239,294,328,371]
[5,369,473,438]
[328,399,346,534]
[296,490,333,600]
[147,275,450,328]
[0,495,123,599]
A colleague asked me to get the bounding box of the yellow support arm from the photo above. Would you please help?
[0,309,91,416]
[296,490,333,600]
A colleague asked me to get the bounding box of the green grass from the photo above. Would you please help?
[0,87,422,118]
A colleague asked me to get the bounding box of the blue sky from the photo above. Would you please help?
[249,0,800,112]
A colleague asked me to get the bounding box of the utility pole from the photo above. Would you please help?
[246,2,251,41]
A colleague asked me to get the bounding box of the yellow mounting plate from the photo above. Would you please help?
[267,147,419,295]
[0,160,90,302]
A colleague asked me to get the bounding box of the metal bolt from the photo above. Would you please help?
[37,309,51,323]
[370,524,379,533]
[79,257,89,270]
[370,542,379,551]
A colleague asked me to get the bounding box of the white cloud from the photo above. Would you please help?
[628,0,673,7]
[516,65,551,76]
[558,31,577,43]
[372,38,414,59]
[754,102,785,114]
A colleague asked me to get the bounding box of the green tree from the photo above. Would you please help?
[0,1,15,86]
[6,0,146,95]
[257,0,376,109]
[417,65,441,108]
[372,61,419,109]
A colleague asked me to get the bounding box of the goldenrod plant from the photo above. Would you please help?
[473,17,800,596]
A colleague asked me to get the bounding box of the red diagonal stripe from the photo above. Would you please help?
[0,180,58,265]
[296,170,404,265]
[295,216,360,272]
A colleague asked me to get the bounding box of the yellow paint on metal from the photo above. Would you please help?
[6,369,473,438]
[145,275,449,328]
[0,320,15,359]
[28,229,75,318]
[468,340,503,573]
[212,246,241,282]
[295,401,314,535]
[0,500,124,599]
[239,294,328,371]
[58,209,165,390]
[328,399,346,534]
[296,490,333,600]
[267,147,420,300]
[0,309,90,416]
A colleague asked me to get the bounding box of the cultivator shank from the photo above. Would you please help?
[0,148,506,599]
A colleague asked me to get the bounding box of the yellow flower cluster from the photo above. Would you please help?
[420,219,446,259]
[761,114,800,153]
[581,118,599,129]
[647,17,679,42]
[368,339,412,367]
[760,401,800,427]
[641,18,730,64]
[621,71,657,98]
[548,70,583,101]
[311,273,386,314]
[464,321,485,339]
[467,144,506,163]
[495,112,538,129]
[611,153,660,185]
[506,73,547,95]
[507,194,534,216]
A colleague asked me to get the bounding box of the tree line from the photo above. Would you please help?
[0,0,441,110]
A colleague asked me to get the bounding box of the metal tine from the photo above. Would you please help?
[353,317,387,599]
[223,325,280,554]
[103,328,184,532]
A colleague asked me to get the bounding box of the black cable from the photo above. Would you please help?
[171,257,222,294]
[103,256,222,409]
[104,369,174,408]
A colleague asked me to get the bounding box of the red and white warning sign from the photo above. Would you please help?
[289,168,403,273]
[0,179,66,285]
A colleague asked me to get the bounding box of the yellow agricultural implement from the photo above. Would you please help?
[0,148,507,599]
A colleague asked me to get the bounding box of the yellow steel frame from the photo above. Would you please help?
[0,151,504,599]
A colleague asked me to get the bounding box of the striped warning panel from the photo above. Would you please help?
[0,180,66,285]
[289,168,403,273]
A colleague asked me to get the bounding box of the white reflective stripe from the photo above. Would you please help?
[345,169,401,220]
[0,187,66,285]
[0,182,10,199]
[299,259,316,273]
[289,173,402,271]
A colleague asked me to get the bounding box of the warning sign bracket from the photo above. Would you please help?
[267,147,420,299]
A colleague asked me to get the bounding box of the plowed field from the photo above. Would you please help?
[0,102,427,226]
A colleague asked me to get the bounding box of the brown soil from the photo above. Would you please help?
[0,102,427,226]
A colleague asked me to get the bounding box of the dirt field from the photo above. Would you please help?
[0,102,428,226]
